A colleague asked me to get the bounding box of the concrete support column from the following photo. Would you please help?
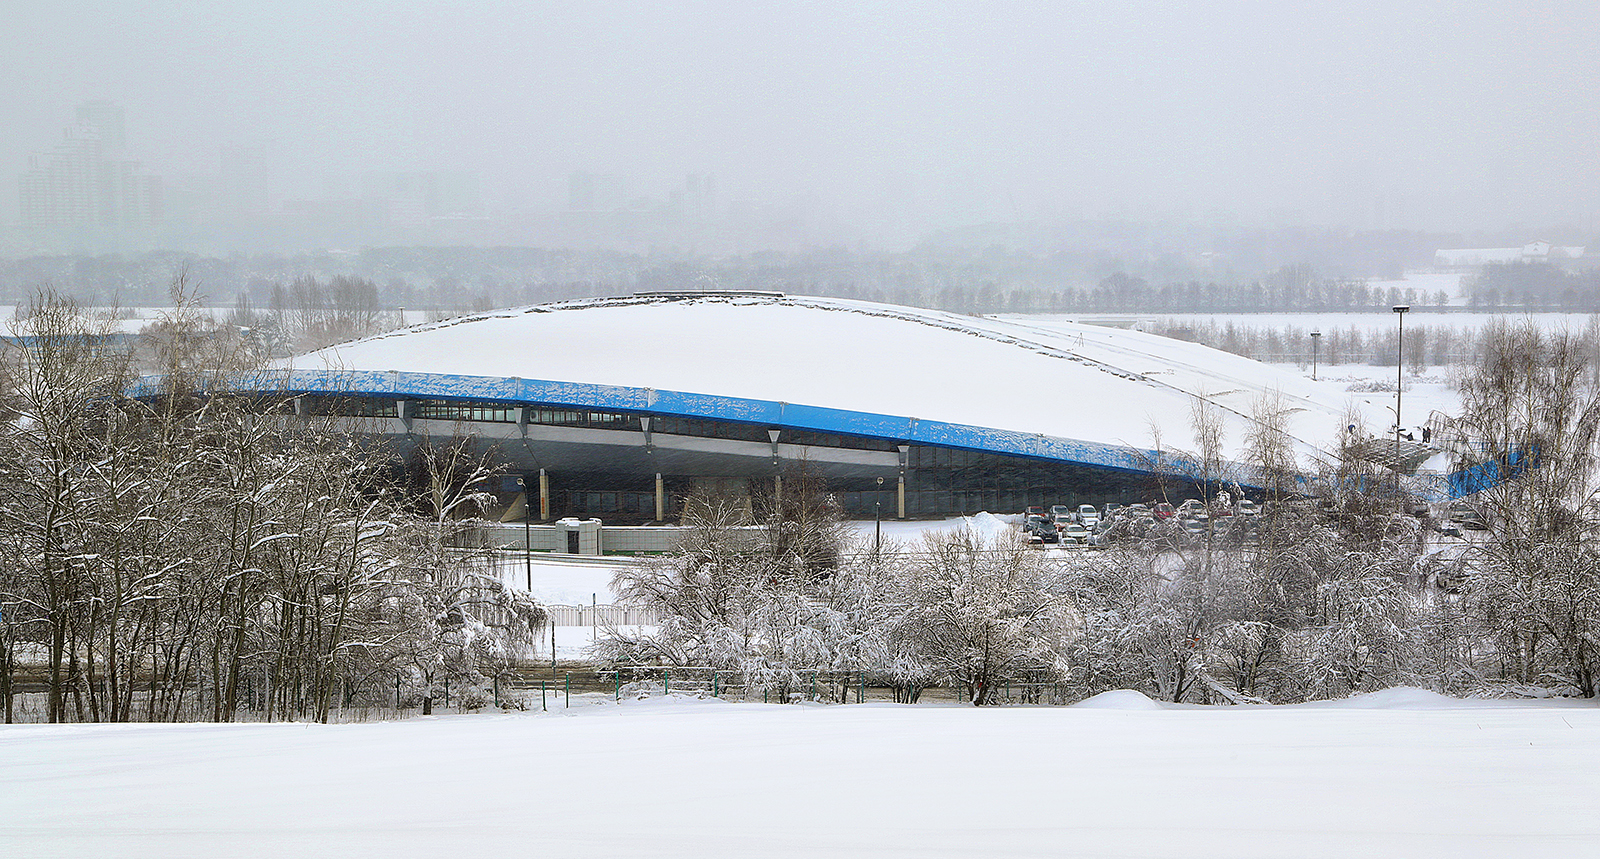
[897,444,910,520]
[774,473,783,508]
[654,472,665,522]
[538,468,550,521]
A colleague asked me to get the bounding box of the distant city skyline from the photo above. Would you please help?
[4,3,1598,254]
[8,101,1595,259]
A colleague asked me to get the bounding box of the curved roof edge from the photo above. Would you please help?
[155,367,1279,482]
[130,367,1479,500]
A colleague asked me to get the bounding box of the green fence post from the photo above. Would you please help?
[615,672,620,702]
[565,672,570,707]
[859,672,865,704]
[540,680,546,712]
[712,672,719,698]
[493,675,500,708]
[664,669,670,696]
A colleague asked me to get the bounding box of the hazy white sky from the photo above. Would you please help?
[4,0,1597,236]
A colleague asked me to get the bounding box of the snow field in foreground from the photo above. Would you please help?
[3,690,1597,859]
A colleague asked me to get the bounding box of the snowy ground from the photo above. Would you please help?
[1268,361,1462,429]
[488,552,624,605]
[4,688,1596,858]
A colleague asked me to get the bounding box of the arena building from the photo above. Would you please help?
[229,292,1403,521]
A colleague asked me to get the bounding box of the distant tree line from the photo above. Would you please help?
[1149,319,1475,369]
[0,245,1539,317]
[1464,261,1600,310]
[1148,315,1600,373]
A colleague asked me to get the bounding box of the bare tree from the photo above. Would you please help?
[1448,320,1600,695]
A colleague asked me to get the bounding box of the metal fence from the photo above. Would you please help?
[544,603,658,627]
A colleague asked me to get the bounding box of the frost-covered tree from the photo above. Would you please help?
[0,286,543,723]
[883,528,1077,705]
[1447,320,1600,696]
[600,480,862,701]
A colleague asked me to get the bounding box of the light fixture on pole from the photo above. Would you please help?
[1393,305,1409,452]
[515,477,531,591]
[1310,329,1321,381]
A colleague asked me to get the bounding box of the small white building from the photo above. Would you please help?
[1435,241,1585,268]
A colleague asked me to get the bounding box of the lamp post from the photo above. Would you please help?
[874,476,884,556]
[515,477,531,591]
[1310,329,1321,381]
[1393,305,1409,451]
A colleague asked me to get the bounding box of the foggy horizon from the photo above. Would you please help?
[4,1,1598,255]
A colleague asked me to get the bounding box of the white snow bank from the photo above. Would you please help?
[1308,686,1599,710]
[6,695,1599,858]
[1072,689,1165,710]
[961,510,1014,541]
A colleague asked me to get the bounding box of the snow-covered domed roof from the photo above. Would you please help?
[271,293,1373,477]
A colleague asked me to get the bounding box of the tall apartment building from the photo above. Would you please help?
[19,101,162,230]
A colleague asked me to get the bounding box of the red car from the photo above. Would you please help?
[1152,502,1176,519]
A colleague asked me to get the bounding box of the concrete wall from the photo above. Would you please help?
[476,520,707,555]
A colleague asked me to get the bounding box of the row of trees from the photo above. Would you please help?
[1466,261,1600,310]
[0,289,543,723]
[1149,318,1488,370]
[602,320,1600,703]
[597,481,1428,706]
[1015,270,1452,315]
[0,243,1502,319]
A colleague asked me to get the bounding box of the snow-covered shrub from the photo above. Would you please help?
[880,527,1078,705]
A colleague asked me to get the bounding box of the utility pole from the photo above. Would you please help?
[874,476,884,556]
[516,476,531,590]
[1393,304,1409,490]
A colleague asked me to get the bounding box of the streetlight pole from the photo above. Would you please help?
[516,477,531,591]
[1393,304,1409,451]
[1310,329,1321,381]
[874,476,884,556]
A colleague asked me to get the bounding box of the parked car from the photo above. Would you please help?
[1103,502,1123,519]
[1448,501,1488,530]
[1060,522,1091,545]
[1177,498,1207,518]
[1025,505,1046,519]
[1077,504,1101,529]
[1024,514,1060,544]
[1151,502,1176,519]
[1050,504,1075,526]
[1237,499,1260,517]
